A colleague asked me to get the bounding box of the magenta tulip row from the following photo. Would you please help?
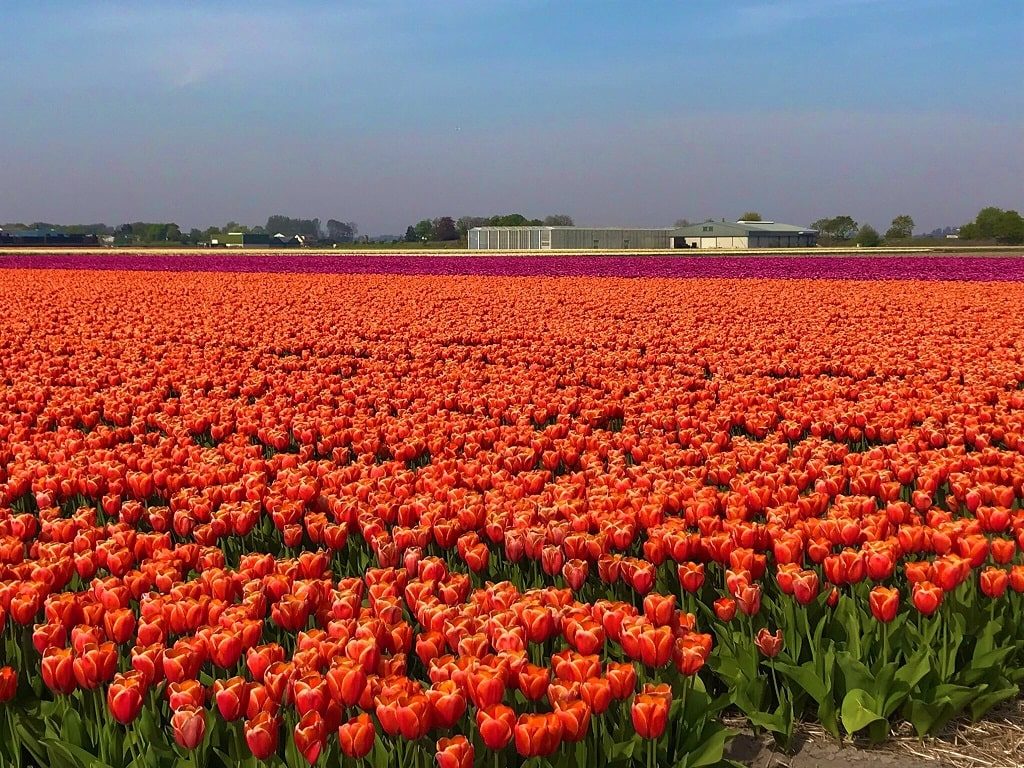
[1,252,1022,280]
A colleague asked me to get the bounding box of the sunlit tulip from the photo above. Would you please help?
[754,629,784,658]
[791,571,819,606]
[980,567,1009,599]
[868,586,900,623]
[424,679,464,728]
[514,712,563,757]
[631,691,670,739]
[436,735,474,768]
[293,711,324,765]
[338,713,375,759]
[244,712,281,760]
[713,597,737,622]
[911,581,944,616]
[476,704,516,750]
[107,671,146,724]
[605,661,637,700]
[213,676,249,722]
[171,706,206,750]
[41,647,75,695]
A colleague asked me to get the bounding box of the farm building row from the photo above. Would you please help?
[468,221,818,250]
[0,229,99,246]
[210,232,318,248]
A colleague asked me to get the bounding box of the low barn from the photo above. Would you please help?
[468,227,674,250]
[468,221,817,250]
[670,221,818,249]
[0,228,99,246]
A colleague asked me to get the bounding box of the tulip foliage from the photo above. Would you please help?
[2,269,1024,767]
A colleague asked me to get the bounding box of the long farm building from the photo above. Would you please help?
[468,220,818,250]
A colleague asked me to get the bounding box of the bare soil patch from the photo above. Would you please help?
[724,701,1024,768]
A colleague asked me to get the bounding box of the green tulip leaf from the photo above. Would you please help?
[837,651,874,696]
[841,689,886,734]
[969,686,1018,721]
[675,726,736,768]
[60,708,86,749]
[773,660,828,704]
[894,648,932,689]
[41,736,114,768]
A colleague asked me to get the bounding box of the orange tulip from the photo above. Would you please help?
[213,676,249,722]
[514,712,563,757]
[107,671,146,724]
[868,586,899,623]
[980,567,1009,599]
[631,691,670,739]
[436,735,474,768]
[0,667,16,702]
[244,711,281,760]
[171,706,206,750]
[476,703,516,750]
[754,628,784,658]
[911,581,944,616]
[338,713,375,759]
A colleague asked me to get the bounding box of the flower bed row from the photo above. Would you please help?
[1,252,1024,280]
[1,271,1024,767]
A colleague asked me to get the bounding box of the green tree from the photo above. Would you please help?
[413,219,434,241]
[542,214,574,226]
[326,220,358,242]
[456,216,489,239]
[739,211,762,221]
[129,223,176,242]
[265,215,321,238]
[959,208,1024,244]
[958,222,979,240]
[885,214,915,239]
[975,207,1005,239]
[488,214,532,226]
[432,216,459,241]
[855,224,882,247]
[404,226,418,243]
[994,210,1024,244]
[812,216,858,241]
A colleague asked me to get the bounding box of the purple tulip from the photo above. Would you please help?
[2,252,1021,280]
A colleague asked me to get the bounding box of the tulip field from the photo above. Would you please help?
[4,254,1024,767]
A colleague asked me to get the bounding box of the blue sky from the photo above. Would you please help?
[1,0,1021,234]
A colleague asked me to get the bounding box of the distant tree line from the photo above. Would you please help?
[6,206,1022,246]
[402,214,574,243]
[959,207,1024,244]
[0,222,114,236]
[807,207,1023,246]
[2,214,361,245]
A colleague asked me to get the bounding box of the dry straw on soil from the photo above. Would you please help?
[725,701,1024,768]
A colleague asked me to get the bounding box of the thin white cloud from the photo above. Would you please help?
[77,4,339,90]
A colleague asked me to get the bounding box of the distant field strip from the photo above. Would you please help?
[1,252,1024,279]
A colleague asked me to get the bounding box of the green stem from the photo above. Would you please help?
[881,621,890,666]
